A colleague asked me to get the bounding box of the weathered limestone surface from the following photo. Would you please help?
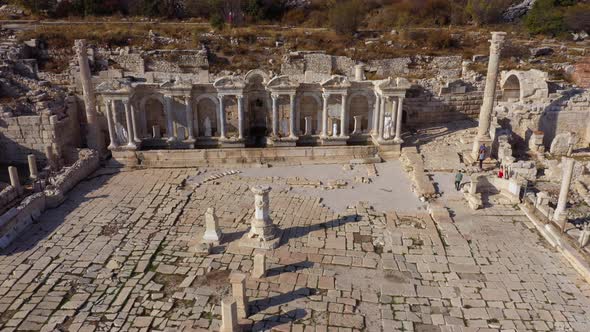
[0,164,587,330]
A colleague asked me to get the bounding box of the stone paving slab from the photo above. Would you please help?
[0,166,589,331]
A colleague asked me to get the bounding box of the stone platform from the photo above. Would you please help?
[110,145,396,168]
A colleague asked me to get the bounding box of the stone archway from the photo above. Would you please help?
[348,94,370,134]
[502,75,520,101]
[196,97,218,137]
[299,95,320,135]
[142,96,166,139]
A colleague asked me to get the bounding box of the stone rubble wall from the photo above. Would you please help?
[0,192,45,249]
[110,53,145,73]
[0,96,80,164]
[405,90,484,125]
[571,56,590,88]
[0,185,18,213]
[0,149,99,249]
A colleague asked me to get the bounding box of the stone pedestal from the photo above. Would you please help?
[45,145,57,171]
[304,116,312,136]
[266,136,297,147]
[8,166,22,196]
[152,125,161,139]
[230,273,248,319]
[352,116,362,134]
[252,253,266,278]
[240,185,281,249]
[202,207,222,243]
[28,154,38,179]
[220,298,240,332]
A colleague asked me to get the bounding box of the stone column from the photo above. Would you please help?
[130,104,140,143]
[230,273,248,319]
[123,100,136,149]
[45,145,57,171]
[353,116,362,134]
[105,100,118,149]
[304,116,312,136]
[469,174,479,195]
[378,96,386,140]
[372,94,380,134]
[340,94,348,137]
[472,31,507,159]
[165,95,176,141]
[28,154,38,180]
[555,157,575,231]
[237,95,244,140]
[321,93,329,138]
[220,298,240,332]
[390,98,398,139]
[218,95,227,139]
[185,95,194,140]
[289,94,296,138]
[74,39,103,152]
[8,166,22,196]
[394,96,404,143]
[241,185,281,249]
[271,94,279,137]
[252,253,266,278]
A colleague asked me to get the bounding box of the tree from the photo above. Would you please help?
[524,0,565,35]
[328,0,365,35]
[466,0,512,25]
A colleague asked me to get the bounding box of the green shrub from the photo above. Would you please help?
[210,13,225,30]
[524,0,566,35]
[466,0,512,25]
[564,3,590,31]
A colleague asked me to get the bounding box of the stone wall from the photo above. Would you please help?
[572,56,590,88]
[110,53,144,73]
[0,96,81,164]
[0,192,45,249]
[405,90,484,126]
[0,185,18,214]
[0,149,99,249]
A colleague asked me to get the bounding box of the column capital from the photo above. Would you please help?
[489,31,507,54]
[271,93,280,100]
[322,92,331,99]
[237,94,244,101]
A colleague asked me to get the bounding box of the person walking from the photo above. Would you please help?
[478,150,486,170]
[454,170,463,191]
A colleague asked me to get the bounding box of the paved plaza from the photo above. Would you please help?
[1,163,590,331]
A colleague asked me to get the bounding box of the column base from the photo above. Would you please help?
[321,136,349,146]
[267,136,298,147]
[108,144,119,151]
[239,229,282,249]
[220,137,246,148]
[393,137,404,144]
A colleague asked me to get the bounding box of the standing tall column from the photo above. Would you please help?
[105,99,118,150]
[271,94,279,137]
[130,104,140,143]
[372,94,380,135]
[123,100,136,149]
[185,96,194,140]
[378,96,386,140]
[472,31,507,159]
[340,94,348,137]
[390,98,398,139]
[165,95,176,141]
[237,95,244,140]
[74,39,103,153]
[321,93,329,138]
[555,157,575,232]
[394,96,404,143]
[218,95,227,139]
[289,94,296,138]
[28,154,38,180]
